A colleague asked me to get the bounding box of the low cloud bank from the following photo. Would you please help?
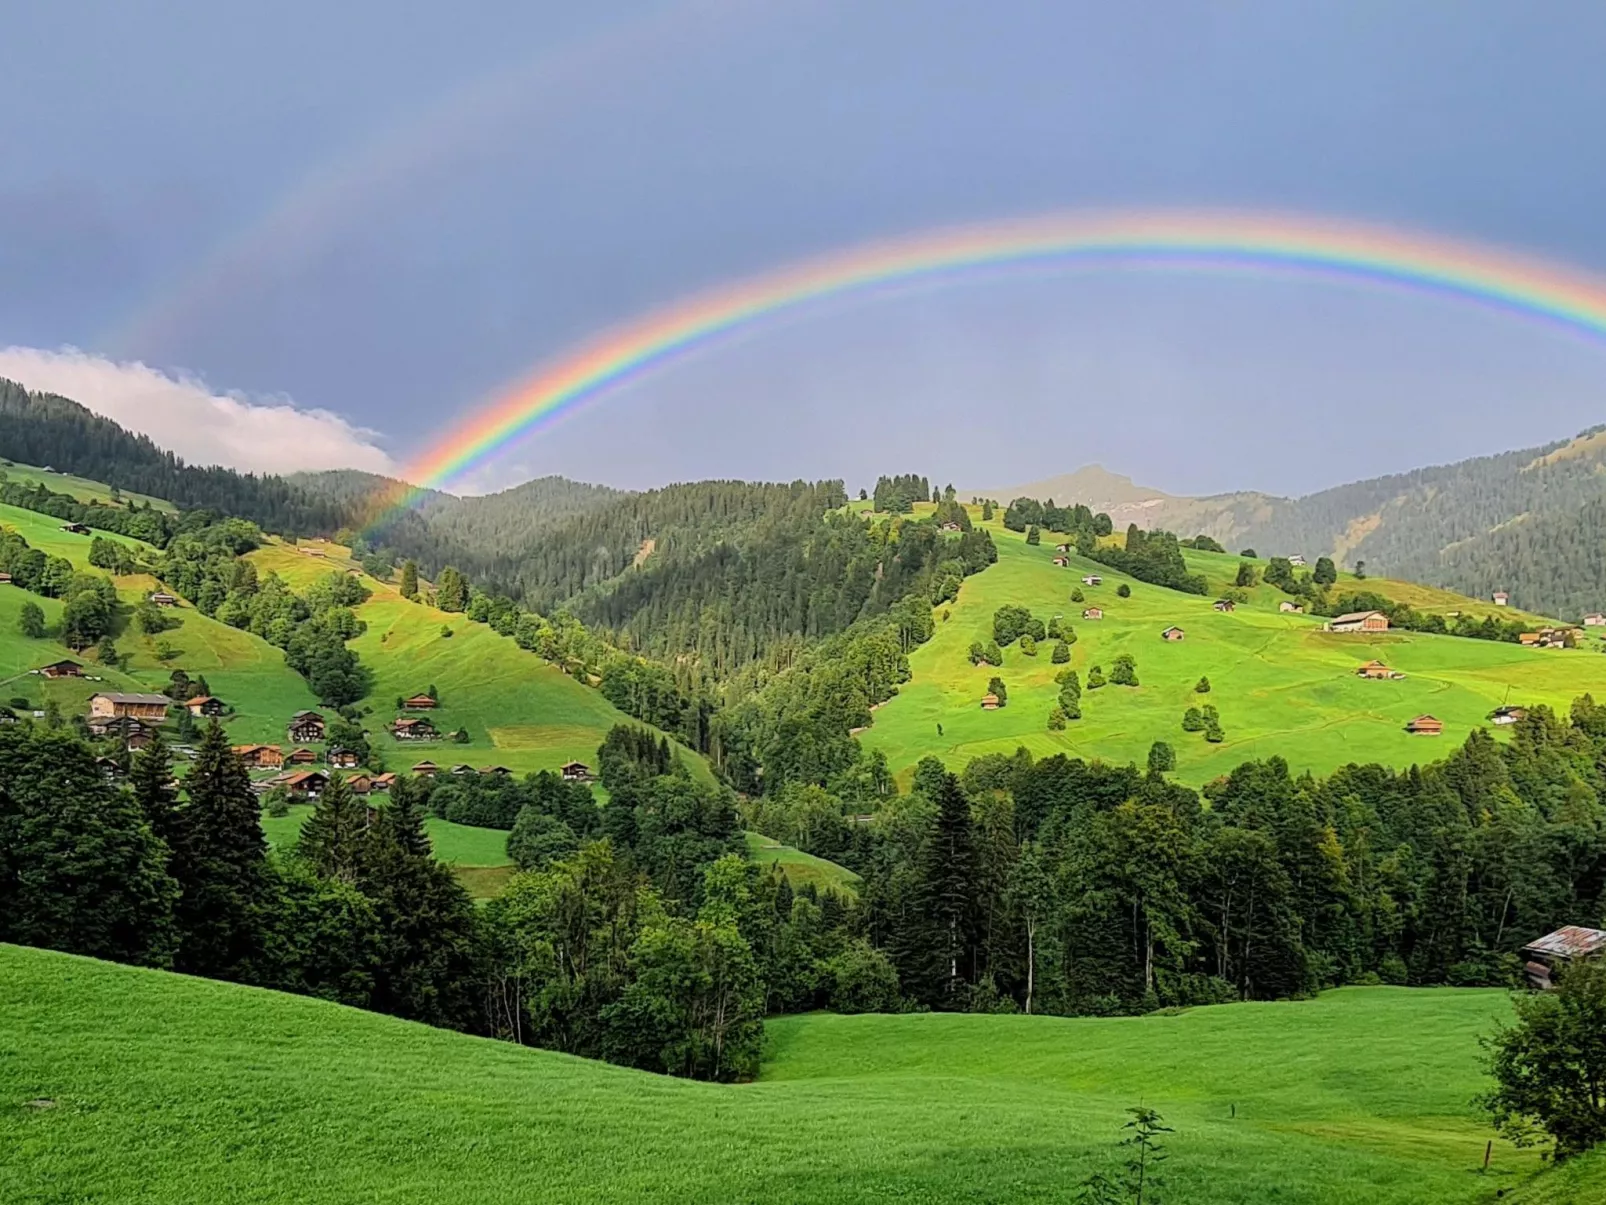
[0,347,395,477]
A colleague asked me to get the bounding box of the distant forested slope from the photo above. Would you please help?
[0,379,344,535]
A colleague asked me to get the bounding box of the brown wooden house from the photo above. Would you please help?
[1327,610,1390,634]
[402,693,437,710]
[980,693,1001,710]
[1082,607,1103,620]
[327,748,360,769]
[1161,626,1185,641]
[1490,705,1527,726]
[561,761,594,782]
[185,695,226,717]
[286,747,319,765]
[149,591,179,607]
[287,710,326,743]
[411,761,440,778]
[233,744,285,769]
[391,716,440,741]
[38,659,84,679]
[89,692,170,721]
[1520,926,1606,989]
[1404,714,1444,736]
[1212,600,1236,612]
[1355,660,1393,680]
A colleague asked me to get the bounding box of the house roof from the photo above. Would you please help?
[232,743,280,755]
[1358,660,1388,670]
[40,659,82,670]
[291,710,324,721]
[186,695,218,705]
[412,761,438,770]
[92,692,170,706]
[1407,714,1442,727]
[1161,626,1184,637]
[561,761,589,771]
[1331,610,1385,624]
[1521,926,1606,960]
[282,770,328,787]
[980,693,999,704]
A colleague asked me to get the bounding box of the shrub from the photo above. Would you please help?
[1147,741,1176,773]
[1019,634,1038,656]
[1087,666,1106,690]
[1051,641,1071,664]
[825,940,902,1014]
[986,676,1008,707]
[1116,583,1131,598]
[1070,587,1085,603]
[1181,706,1204,732]
[1047,707,1066,731]
[1109,653,1138,686]
[1194,676,1211,693]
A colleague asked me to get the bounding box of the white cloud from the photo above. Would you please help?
[0,347,396,477]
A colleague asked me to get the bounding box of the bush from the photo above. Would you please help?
[1051,640,1070,664]
[1116,583,1131,598]
[825,940,901,1014]
[1087,666,1106,690]
[1025,525,1040,546]
[1181,706,1204,732]
[1147,741,1175,773]
[1378,954,1408,985]
[1047,706,1066,731]
[1194,676,1211,693]
[1019,634,1037,656]
[1109,653,1138,687]
[1070,588,1084,603]
[986,676,1008,707]
[440,625,454,638]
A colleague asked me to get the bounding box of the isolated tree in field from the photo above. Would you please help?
[1117,583,1132,598]
[61,589,111,648]
[399,559,419,600]
[981,499,994,521]
[1194,676,1210,694]
[1070,587,1085,603]
[1026,525,1041,545]
[1204,718,1225,743]
[993,604,1033,646]
[1020,634,1038,656]
[1181,706,1204,732]
[1120,1107,1173,1205]
[987,676,1008,707]
[1110,654,1138,686]
[16,600,45,638]
[1147,741,1176,773]
[1354,559,1367,579]
[1235,561,1257,587]
[1481,958,1606,1160]
[1088,665,1106,689]
[435,565,468,612]
[1052,640,1071,663]
[1264,557,1296,590]
[1047,706,1067,730]
[1313,556,1337,586]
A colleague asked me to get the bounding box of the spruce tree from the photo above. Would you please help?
[400,559,419,601]
[299,773,366,883]
[912,771,979,1007]
[169,721,276,981]
[129,730,179,848]
[384,776,433,858]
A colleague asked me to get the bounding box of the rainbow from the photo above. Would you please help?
[372,208,1606,522]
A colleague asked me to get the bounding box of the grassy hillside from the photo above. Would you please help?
[861,509,1606,787]
[1,943,1569,1204]
[743,832,860,897]
[245,538,711,783]
[262,804,516,898]
[0,502,321,741]
[0,458,176,511]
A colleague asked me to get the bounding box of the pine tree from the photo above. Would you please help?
[911,771,979,1006]
[400,559,419,601]
[384,775,432,858]
[169,721,277,981]
[128,731,179,848]
[299,774,366,883]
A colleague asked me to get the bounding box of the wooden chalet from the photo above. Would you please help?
[1585,613,1606,627]
[390,716,440,741]
[149,591,178,607]
[1520,925,1606,989]
[1212,600,1236,612]
[1081,574,1102,586]
[1490,705,1528,726]
[185,695,225,717]
[38,659,83,679]
[60,522,91,535]
[1082,607,1103,620]
[371,773,396,792]
[980,693,1001,710]
[449,763,475,776]
[279,770,328,800]
[233,744,285,769]
[1055,543,1071,553]
[1518,632,1542,646]
[1404,714,1444,736]
[89,715,157,749]
[1355,660,1394,680]
[1052,556,1069,567]
[1327,610,1389,634]
[402,693,437,710]
[287,710,326,743]
[286,747,319,766]
[411,761,440,778]
[327,748,360,769]
[560,761,594,782]
[346,774,373,795]
[1278,601,1304,614]
[1161,626,1185,642]
[1492,591,1509,606]
[89,692,170,721]
[480,765,512,776]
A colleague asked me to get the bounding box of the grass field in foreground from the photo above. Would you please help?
[743,832,860,896]
[4,943,1583,1204]
[861,511,1606,788]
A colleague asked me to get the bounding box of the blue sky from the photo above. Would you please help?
[4,0,1606,494]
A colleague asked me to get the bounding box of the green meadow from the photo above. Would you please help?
[861,511,1606,787]
[246,538,711,783]
[743,831,861,896]
[7,942,1596,1204]
[262,804,515,898]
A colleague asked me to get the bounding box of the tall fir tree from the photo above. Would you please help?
[912,770,980,1007]
[169,721,277,982]
[299,773,366,883]
[384,775,433,858]
[129,730,179,849]
[399,559,419,601]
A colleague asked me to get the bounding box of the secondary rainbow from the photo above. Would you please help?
[376,208,1606,518]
